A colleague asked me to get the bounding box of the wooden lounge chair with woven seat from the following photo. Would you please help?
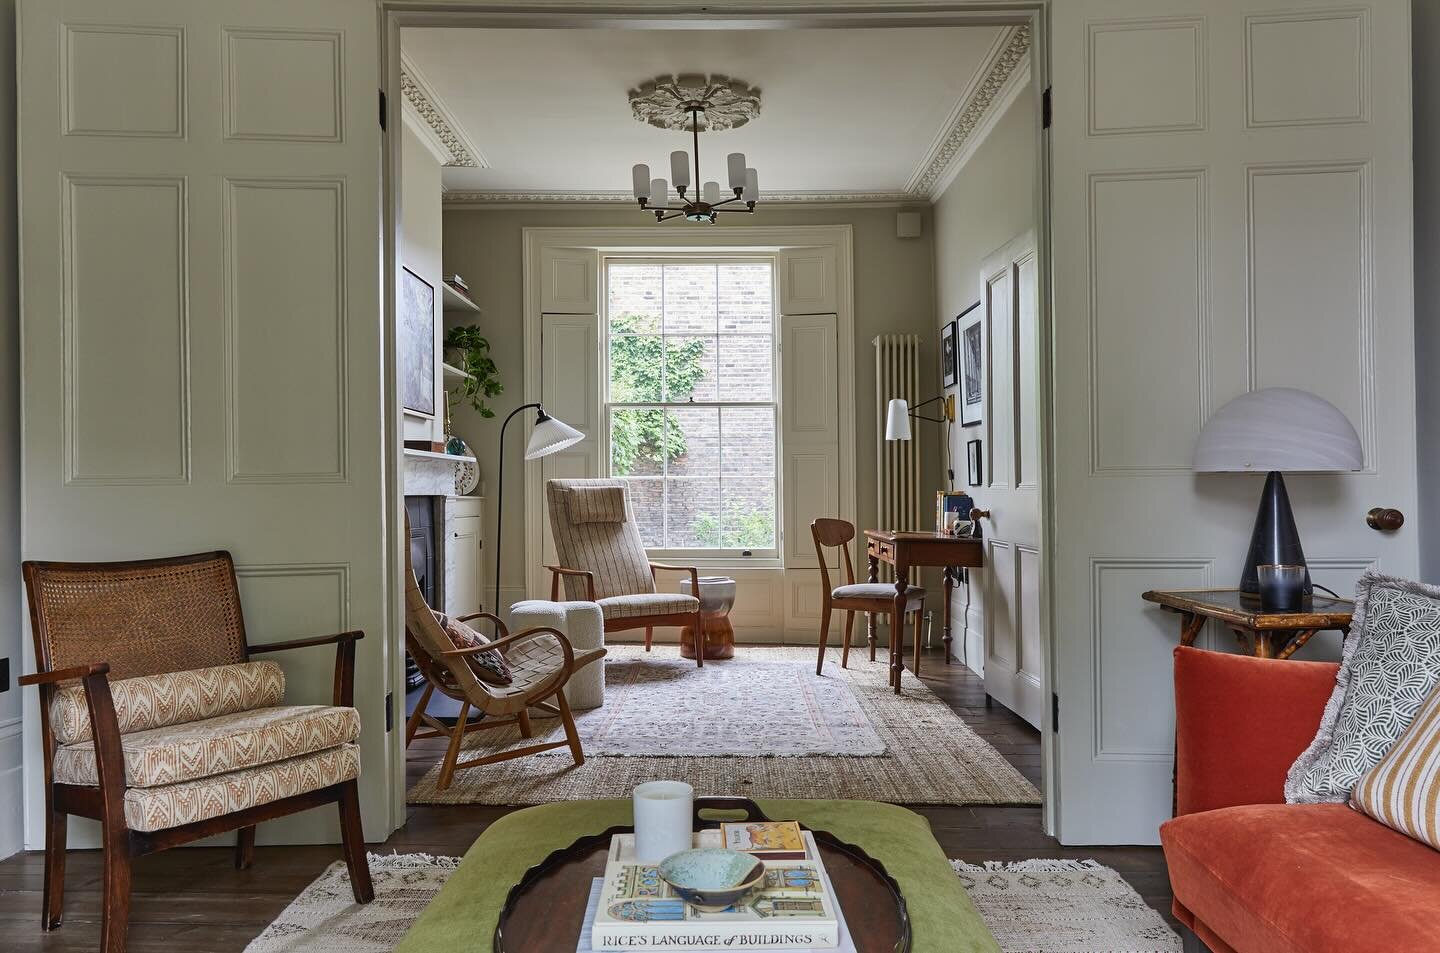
[19,552,372,953]
[811,518,926,677]
[403,522,605,791]
[544,478,705,665]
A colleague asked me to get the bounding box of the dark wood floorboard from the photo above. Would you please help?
[0,646,1174,950]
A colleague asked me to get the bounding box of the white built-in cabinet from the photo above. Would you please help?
[443,496,484,617]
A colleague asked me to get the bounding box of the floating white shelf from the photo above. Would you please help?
[441,362,474,382]
[442,282,481,313]
[403,448,477,465]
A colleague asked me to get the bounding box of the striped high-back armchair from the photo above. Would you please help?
[545,479,705,665]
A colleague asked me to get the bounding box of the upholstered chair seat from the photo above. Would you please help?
[831,583,925,602]
[598,592,701,620]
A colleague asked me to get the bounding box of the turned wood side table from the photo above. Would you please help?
[1142,588,1354,659]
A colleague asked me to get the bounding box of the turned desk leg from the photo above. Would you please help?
[942,567,954,664]
[867,553,879,662]
[891,563,909,694]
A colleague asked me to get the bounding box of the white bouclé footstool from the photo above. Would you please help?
[508,599,606,710]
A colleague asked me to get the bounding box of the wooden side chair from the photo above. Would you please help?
[403,523,605,791]
[544,478,705,665]
[20,552,372,953]
[811,518,926,677]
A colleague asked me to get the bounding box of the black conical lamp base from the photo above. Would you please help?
[1239,471,1312,595]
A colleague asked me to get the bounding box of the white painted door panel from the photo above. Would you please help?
[1050,0,1417,844]
[537,313,602,588]
[18,0,386,847]
[979,233,1043,728]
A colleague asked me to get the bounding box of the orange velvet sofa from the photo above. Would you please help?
[1159,646,1440,953]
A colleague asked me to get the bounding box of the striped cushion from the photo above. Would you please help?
[598,593,700,621]
[547,479,655,601]
[1352,682,1440,849]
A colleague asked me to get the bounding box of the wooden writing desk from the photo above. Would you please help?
[864,530,984,693]
[1142,588,1353,659]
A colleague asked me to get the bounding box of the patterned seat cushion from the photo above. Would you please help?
[49,660,285,745]
[123,743,360,833]
[832,583,925,602]
[597,593,700,621]
[53,705,360,788]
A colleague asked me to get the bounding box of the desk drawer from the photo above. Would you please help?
[867,539,895,563]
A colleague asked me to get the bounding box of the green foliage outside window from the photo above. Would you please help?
[692,499,776,549]
[609,313,707,474]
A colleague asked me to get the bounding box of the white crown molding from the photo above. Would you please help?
[442,188,920,208]
[435,22,1031,207]
[906,23,1032,198]
[399,53,487,169]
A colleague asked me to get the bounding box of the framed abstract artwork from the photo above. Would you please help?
[400,266,436,417]
[967,438,983,487]
[957,301,983,427]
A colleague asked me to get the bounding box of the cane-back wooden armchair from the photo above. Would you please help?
[544,478,704,665]
[402,523,604,791]
[20,552,372,953]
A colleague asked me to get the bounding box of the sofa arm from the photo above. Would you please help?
[1174,646,1337,815]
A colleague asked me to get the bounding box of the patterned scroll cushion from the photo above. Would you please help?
[49,660,285,745]
[597,593,700,621]
[52,704,360,788]
[123,742,360,833]
[431,610,512,685]
[546,479,655,601]
[1287,573,1440,803]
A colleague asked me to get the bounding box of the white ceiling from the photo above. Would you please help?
[399,26,1020,201]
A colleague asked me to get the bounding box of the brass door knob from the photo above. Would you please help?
[970,508,991,520]
[1366,507,1405,532]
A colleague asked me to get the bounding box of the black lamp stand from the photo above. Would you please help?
[1239,470,1312,596]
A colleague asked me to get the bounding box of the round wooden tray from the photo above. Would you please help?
[494,797,911,952]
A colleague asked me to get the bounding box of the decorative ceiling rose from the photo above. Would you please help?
[628,74,762,131]
[626,74,763,223]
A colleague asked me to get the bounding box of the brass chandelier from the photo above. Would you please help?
[626,75,762,223]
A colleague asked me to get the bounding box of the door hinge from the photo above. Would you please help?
[379,89,388,131]
[1042,87,1053,129]
[1051,691,1059,732]
[385,691,394,732]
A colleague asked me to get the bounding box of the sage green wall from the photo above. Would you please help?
[441,205,938,606]
[0,0,20,860]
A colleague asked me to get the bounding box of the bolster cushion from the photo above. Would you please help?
[49,660,286,744]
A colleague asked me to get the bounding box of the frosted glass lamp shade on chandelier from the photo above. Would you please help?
[1192,387,1364,595]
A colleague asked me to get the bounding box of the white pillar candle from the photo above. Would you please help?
[633,780,694,863]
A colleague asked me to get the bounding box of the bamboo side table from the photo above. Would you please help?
[1142,588,1353,659]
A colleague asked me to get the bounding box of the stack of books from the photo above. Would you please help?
[582,821,853,952]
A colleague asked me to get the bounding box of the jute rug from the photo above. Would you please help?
[535,653,886,757]
[245,854,1178,953]
[952,860,1181,953]
[407,646,1039,806]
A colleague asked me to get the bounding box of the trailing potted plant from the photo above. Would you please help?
[444,325,503,418]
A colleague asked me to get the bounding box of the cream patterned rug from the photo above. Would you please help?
[407,646,1039,806]
[245,854,1177,953]
[536,653,886,756]
[952,860,1181,953]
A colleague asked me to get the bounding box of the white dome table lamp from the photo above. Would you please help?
[1192,387,1363,596]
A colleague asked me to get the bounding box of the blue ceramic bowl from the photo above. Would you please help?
[657,848,766,911]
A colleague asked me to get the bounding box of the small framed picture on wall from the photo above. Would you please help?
[940,319,958,389]
[966,439,983,487]
[957,301,983,427]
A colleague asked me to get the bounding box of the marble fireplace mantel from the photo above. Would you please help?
[403,448,475,497]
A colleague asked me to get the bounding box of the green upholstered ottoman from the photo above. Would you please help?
[396,798,999,953]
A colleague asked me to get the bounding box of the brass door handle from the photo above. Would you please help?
[1366,508,1405,532]
[970,508,991,520]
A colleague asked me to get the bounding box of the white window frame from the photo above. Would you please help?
[600,254,783,563]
